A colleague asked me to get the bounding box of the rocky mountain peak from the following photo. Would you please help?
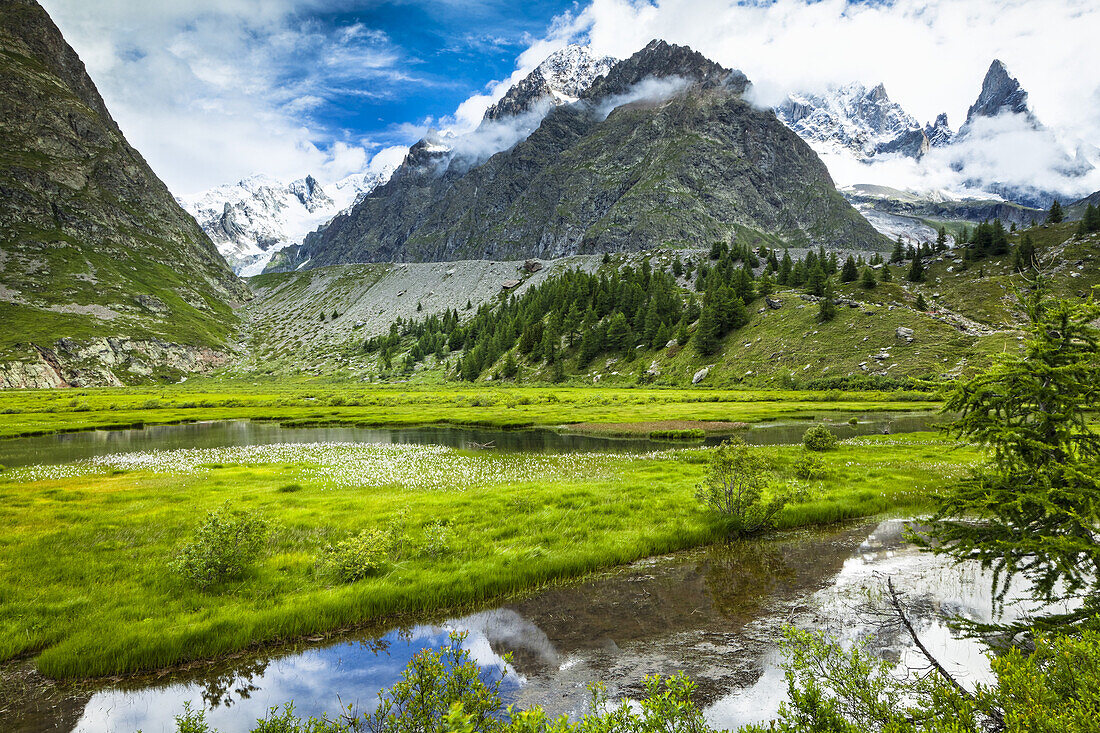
[924,112,954,147]
[775,81,927,160]
[583,39,744,100]
[966,59,1033,123]
[483,44,615,121]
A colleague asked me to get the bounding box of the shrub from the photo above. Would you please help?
[319,529,391,582]
[276,483,302,493]
[421,520,450,559]
[792,450,827,480]
[803,425,838,451]
[172,504,270,588]
[696,438,788,536]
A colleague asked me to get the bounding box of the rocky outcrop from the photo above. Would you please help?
[963,60,1036,127]
[277,40,887,270]
[484,44,616,121]
[0,338,230,389]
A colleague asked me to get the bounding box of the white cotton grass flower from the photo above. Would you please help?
[4,442,677,490]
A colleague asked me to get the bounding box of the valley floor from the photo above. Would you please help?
[0,384,976,682]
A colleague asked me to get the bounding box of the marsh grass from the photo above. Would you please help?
[0,433,976,680]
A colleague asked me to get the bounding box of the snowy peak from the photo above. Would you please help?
[483,44,616,121]
[924,113,954,147]
[775,82,928,160]
[180,169,394,276]
[966,59,1033,124]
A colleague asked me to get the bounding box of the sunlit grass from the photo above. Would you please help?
[0,433,977,680]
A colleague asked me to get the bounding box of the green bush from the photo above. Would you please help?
[421,520,450,559]
[802,425,838,451]
[792,450,827,480]
[696,438,789,536]
[319,529,391,582]
[172,504,269,588]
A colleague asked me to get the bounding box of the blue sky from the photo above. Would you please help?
[40,0,1100,196]
[287,1,576,145]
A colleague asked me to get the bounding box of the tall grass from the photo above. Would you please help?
[0,434,976,679]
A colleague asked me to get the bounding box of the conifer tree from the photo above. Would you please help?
[915,293,928,311]
[859,266,876,289]
[805,261,827,297]
[936,226,947,252]
[840,256,859,283]
[1012,232,1037,272]
[907,252,925,282]
[818,278,836,322]
[880,264,893,283]
[695,304,721,355]
[925,283,1100,633]
[1047,199,1064,224]
[891,237,905,263]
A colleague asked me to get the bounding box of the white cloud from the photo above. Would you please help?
[477,0,1100,200]
[39,0,412,195]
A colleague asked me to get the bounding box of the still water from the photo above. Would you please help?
[0,412,941,468]
[5,519,1011,733]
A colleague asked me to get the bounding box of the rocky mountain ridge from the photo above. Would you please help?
[484,44,616,121]
[180,170,392,275]
[268,39,886,271]
[0,0,248,387]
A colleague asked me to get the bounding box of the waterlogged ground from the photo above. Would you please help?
[4,441,648,490]
[3,519,1023,733]
[0,419,980,731]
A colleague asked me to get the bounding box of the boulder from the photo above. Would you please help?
[766,296,783,310]
[692,366,710,384]
[896,326,915,343]
[523,259,543,273]
[502,279,521,290]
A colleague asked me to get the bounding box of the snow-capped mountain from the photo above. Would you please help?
[180,170,393,276]
[774,82,929,161]
[483,44,617,121]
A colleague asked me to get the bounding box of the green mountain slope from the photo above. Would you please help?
[0,0,249,388]
[272,41,888,271]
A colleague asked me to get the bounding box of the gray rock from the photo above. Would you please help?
[523,259,544,273]
[896,326,915,343]
[692,366,710,384]
[765,297,783,309]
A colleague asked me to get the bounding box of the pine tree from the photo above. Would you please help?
[675,317,690,347]
[1047,199,1064,224]
[915,293,928,311]
[840,256,859,283]
[818,278,836,322]
[805,261,827,297]
[924,283,1100,633]
[694,304,721,355]
[859,266,877,289]
[880,264,893,283]
[891,237,905,263]
[1012,232,1037,272]
[936,226,948,252]
[606,312,631,355]
[907,252,925,282]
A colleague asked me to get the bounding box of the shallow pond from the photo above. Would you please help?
[0,411,941,468]
[4,518,1015,733]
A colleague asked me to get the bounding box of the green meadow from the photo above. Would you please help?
[0,386,976,681]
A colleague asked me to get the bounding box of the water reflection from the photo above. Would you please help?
[0,412,941,468]
[4,518,1021,732]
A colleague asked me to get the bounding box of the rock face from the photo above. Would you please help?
[180,171,392,275]
[924,113,954,148]
[0,0,248,387]
[963,60,1036,128]
[0,338,229,389]
[484,44,616,121]
[775,82,930,160]
[274,40,887,270]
